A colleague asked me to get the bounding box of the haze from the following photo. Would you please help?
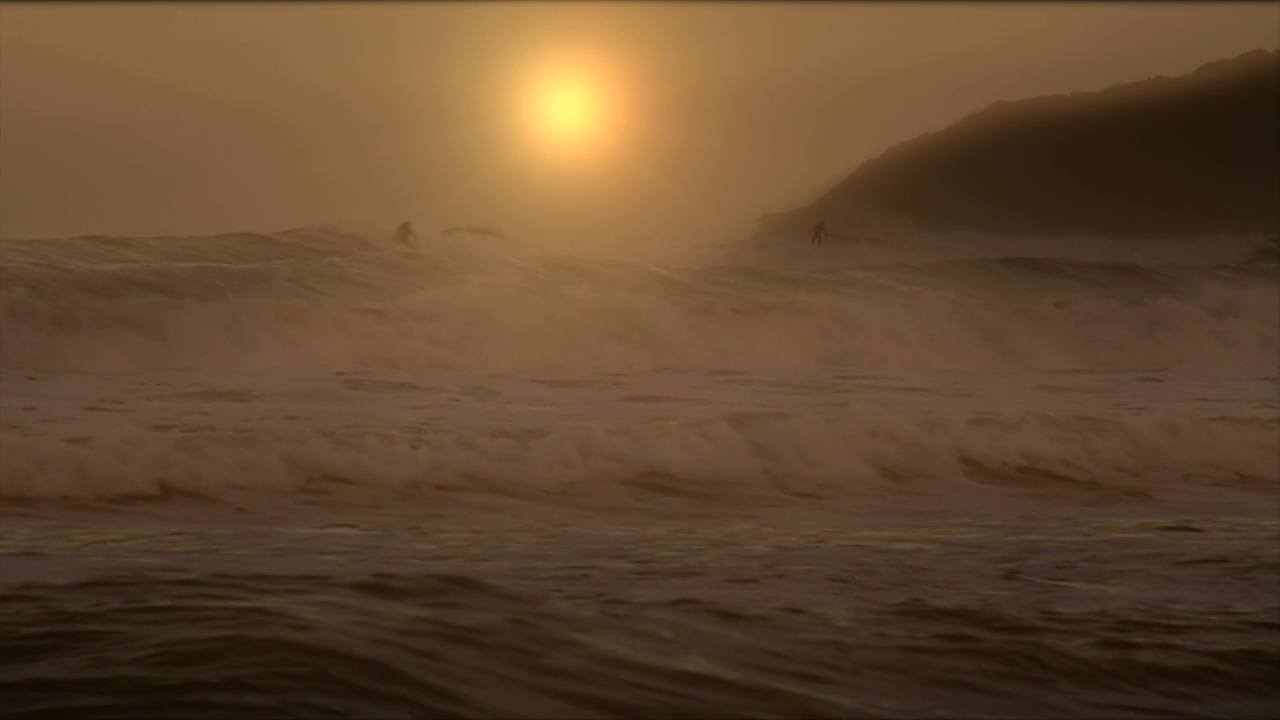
[1,2,1276,240]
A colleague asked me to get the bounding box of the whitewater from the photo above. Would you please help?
[1,225,1277,718]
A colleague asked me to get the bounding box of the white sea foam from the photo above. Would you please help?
[0,227,1275,509]
[1,366,1274,507]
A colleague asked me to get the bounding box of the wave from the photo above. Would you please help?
[5,568,1275,719]
[2,227,1276,375]
[1,248,1275,373]
[2,402,1274,504]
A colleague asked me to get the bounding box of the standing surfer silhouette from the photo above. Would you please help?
[810,220,827,247]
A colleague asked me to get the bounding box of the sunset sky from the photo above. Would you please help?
[1,2,1276,239]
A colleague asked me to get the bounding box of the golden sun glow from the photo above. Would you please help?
[523,60,620,162]
[539,78,599,140]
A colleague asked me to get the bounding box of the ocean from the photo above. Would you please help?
[1,226,1277,718]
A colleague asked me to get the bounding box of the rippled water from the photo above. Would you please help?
[4,506,1278,719]
[1,227,1277,717]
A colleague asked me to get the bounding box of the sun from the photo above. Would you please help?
[539,77,598,139]
[523,61,617,161]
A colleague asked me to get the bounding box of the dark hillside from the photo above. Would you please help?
[761,50,1280,238]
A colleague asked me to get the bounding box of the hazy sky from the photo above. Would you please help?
[1,2,1276,239]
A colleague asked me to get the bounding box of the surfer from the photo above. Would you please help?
[810,220,827,247]
[393,221,418,249]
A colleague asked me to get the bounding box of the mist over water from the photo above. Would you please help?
[2,227,1275,374]
[3,2,1278,715]
[2,226,1278,718]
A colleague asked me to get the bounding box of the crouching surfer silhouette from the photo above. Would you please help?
[811,219,827,247]
[392,221,418,251]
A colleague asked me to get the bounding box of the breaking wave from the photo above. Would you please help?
[1,226,1276,373]
[1,226,1275,507]
[2,402,1275,504]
